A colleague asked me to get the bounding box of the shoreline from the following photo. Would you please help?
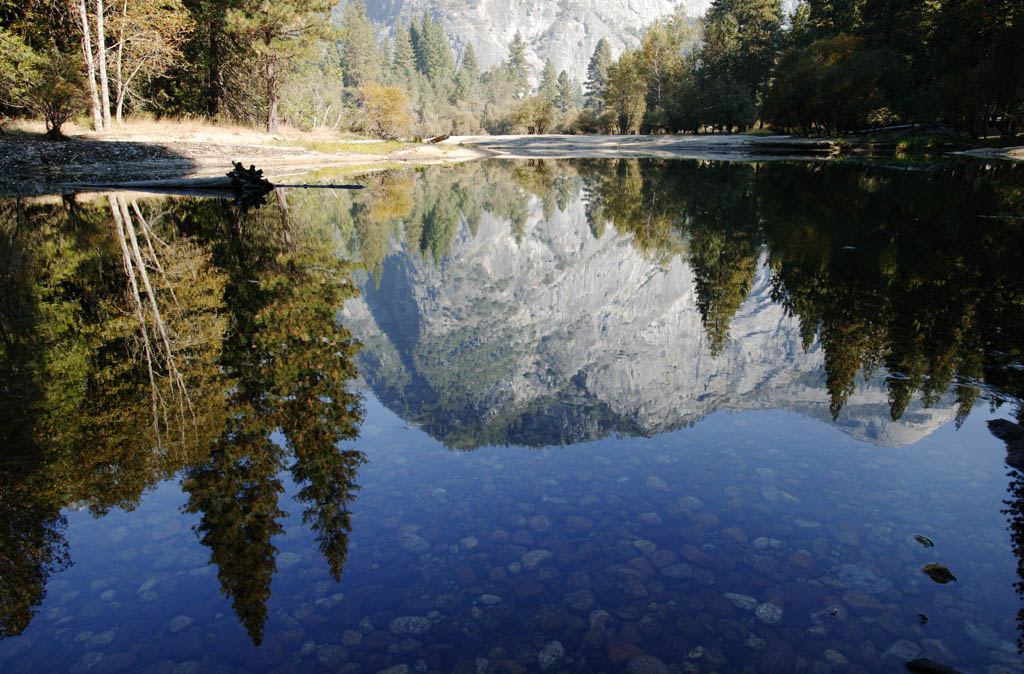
[2,130,1021,198]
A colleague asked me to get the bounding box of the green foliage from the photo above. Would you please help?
[584,38,612,109]
[512,95,556,134]
[339,0,382,88]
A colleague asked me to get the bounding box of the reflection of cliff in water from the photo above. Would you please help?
[342,194,954,450]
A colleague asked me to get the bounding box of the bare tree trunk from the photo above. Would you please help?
[76,0,104,131]
[265,51,278,134]
[95,0,112,129]
[115,0,127,123]
[208,17,226,117]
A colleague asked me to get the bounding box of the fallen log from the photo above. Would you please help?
[65,161,364,208]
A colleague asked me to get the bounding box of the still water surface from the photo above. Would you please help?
[2,158,1024,674]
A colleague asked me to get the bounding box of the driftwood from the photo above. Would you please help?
[226,162,273,209]
[68,161,364,208]
[427,134,450,144]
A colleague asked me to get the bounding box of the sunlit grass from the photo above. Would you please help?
[277,139,408,154]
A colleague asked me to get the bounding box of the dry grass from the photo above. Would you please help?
[1,114,391,148]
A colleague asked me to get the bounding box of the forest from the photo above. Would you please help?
[1,0,1021,139]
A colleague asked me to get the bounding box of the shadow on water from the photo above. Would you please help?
[0,190,365,644]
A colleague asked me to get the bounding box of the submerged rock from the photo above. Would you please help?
[626,654,670,674]
[521,549,552,570]
[724,593,758,610]
[389,616,431,635]
[755,602,783,624]
[538,640,564,671]
[921,563,956,584]
[838,563,893,593]
[913,534,935,548]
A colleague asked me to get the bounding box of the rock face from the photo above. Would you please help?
[363,0,712,84]
[342,188,957,450]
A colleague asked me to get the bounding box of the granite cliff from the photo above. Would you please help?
[364,0,712,84]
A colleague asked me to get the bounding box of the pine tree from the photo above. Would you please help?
[454,42,479,100]
[555,69,574,112]
[391,25,417,86]
[538,58,557,102]
[339,0,382,88]
[506,31,529,98]
[584,38,612,109]
[226,0,333,133]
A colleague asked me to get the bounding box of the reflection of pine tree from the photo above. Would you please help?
[182,195,365,644]
[0,493,70,639]
[184,433,285,645]
[690,232,758,357]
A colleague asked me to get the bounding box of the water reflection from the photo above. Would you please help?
[2,158,1024,670]
[0,192,365,642]
[336,159,1024,450]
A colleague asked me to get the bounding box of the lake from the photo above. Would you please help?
[2,158,1024,674]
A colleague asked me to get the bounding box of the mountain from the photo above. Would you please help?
[363,0,713,85]
[340,185,956,450]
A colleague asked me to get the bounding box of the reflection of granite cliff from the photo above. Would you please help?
[341,195,955,449]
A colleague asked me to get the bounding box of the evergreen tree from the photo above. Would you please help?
[226,0,332,133]
[390,24,417,86]
[584,38,612,109]
[454,42,479,100]
[555,69,574,113]
[538,58,557,102]
[506,31,529,97]
[339,0,382,88]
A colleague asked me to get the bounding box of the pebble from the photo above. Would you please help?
[479,594,502,605]
[724,593,758,610]
[341,630,362,646]
[85,628,117,650]
[316,645,348,668]
[627,655,670,674]
[661,562,695,579]
[397,531,430,553]
[167,616,193,633]
[460,536,479,550]
[638,512,662,525]
[562,589,596,613]
[389,616,431,635]
[521,549,552,570]
[538,640,565,671]
[646,476,669,491]
[755,603,783,624]
[633,539,657,557]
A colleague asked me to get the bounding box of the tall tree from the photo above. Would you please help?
[226,0,332,133]
[506,31,529,98]
[554,69,574,113]
[584,38,612,109]
[339,0,381,88]
[538,58,557,102]
[390,24,416,85]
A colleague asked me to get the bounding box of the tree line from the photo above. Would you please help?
[1,0,1020,137]
[0,0,586,138]
[580,0,1023,136]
